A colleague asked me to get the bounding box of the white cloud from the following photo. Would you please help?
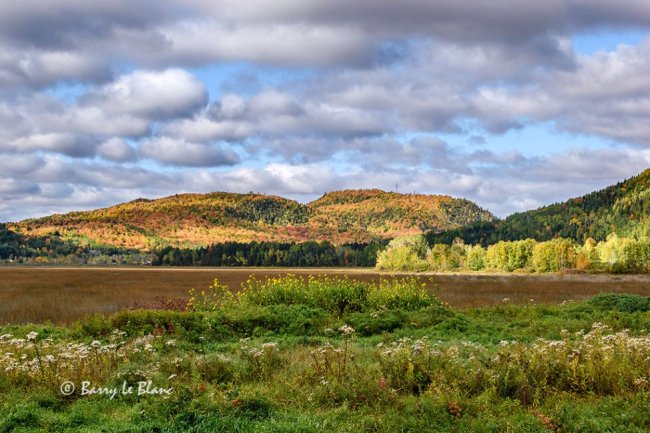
[11,133,96,157]
[0,1,649,221]
[97,138,137,162]
[81,69,207,120]
[140,136,240,167]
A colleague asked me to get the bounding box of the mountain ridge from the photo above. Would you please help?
[426,168,650,246]
[7,189,495,251]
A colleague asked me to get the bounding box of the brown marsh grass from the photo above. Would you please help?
[1,266,649,324]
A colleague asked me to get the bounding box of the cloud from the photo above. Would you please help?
[11,133,96,157]
[471,38,650,144]
[0,1,649,222]
[81,69,207,120]
[0,49,111,90]
[194,0,650,43]
[140,137,241,167]
[144,20,376,67]
[97,138,137,162]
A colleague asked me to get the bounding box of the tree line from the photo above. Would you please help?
[377,234,650,274]
[152,240,384,267]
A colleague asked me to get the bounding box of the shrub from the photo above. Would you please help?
[238,275,368,315]
[588,293,650,313]
[234,275,435,315]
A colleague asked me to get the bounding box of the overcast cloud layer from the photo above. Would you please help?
[1,1,650,221]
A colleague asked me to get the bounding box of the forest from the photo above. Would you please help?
[0,223,146,264]
[152,240,383,267]
[426,169,650,246]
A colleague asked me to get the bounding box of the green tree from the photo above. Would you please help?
[466,245,486,271]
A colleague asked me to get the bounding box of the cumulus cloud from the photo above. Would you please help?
[140,137,241,167]
[0,1,649,221]
[97,138,137,162]
[81,69,207,120]
[472,38,650,144]
[11,133,96,158]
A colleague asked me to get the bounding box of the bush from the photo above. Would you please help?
[588,293,650,313]
[232,275,436,315]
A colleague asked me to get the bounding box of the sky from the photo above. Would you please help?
[1,1,650,222]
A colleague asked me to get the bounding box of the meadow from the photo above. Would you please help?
[0,275,649,432]
[1,267,650,324]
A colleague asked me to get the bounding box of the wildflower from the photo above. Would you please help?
[338,325,355,336]
[447,401,462,417]
[168,374,177,380]
[501,298,510,304]
[262,342,277,350]
[166,339,177,347]
[634,377,647,390]
[412,340,426,353]
[26,332,38,341]
[91,340,101,348]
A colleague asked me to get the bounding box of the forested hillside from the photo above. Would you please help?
[0,223,141,264]
[427,169,650,246]
[6,190,494,252]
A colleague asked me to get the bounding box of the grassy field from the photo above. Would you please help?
[2,267,650,324]
[0,275,649,432]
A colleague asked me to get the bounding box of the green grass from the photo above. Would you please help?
[1,277,649,432]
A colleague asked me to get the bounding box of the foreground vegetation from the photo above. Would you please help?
[378,233,650,274]
[1,276,649,432]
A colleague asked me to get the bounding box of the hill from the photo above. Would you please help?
[427,168,650,246]
[6,190,495,251]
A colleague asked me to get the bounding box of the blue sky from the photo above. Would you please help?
[1,1,650,221]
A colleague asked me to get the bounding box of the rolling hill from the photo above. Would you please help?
[6,190,495,251]
[427,168,650,246]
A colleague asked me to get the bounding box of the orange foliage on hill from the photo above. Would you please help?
[10,190,494,251]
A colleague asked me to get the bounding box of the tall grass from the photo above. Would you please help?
[188,275,435,315]
[1,289,650,432]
